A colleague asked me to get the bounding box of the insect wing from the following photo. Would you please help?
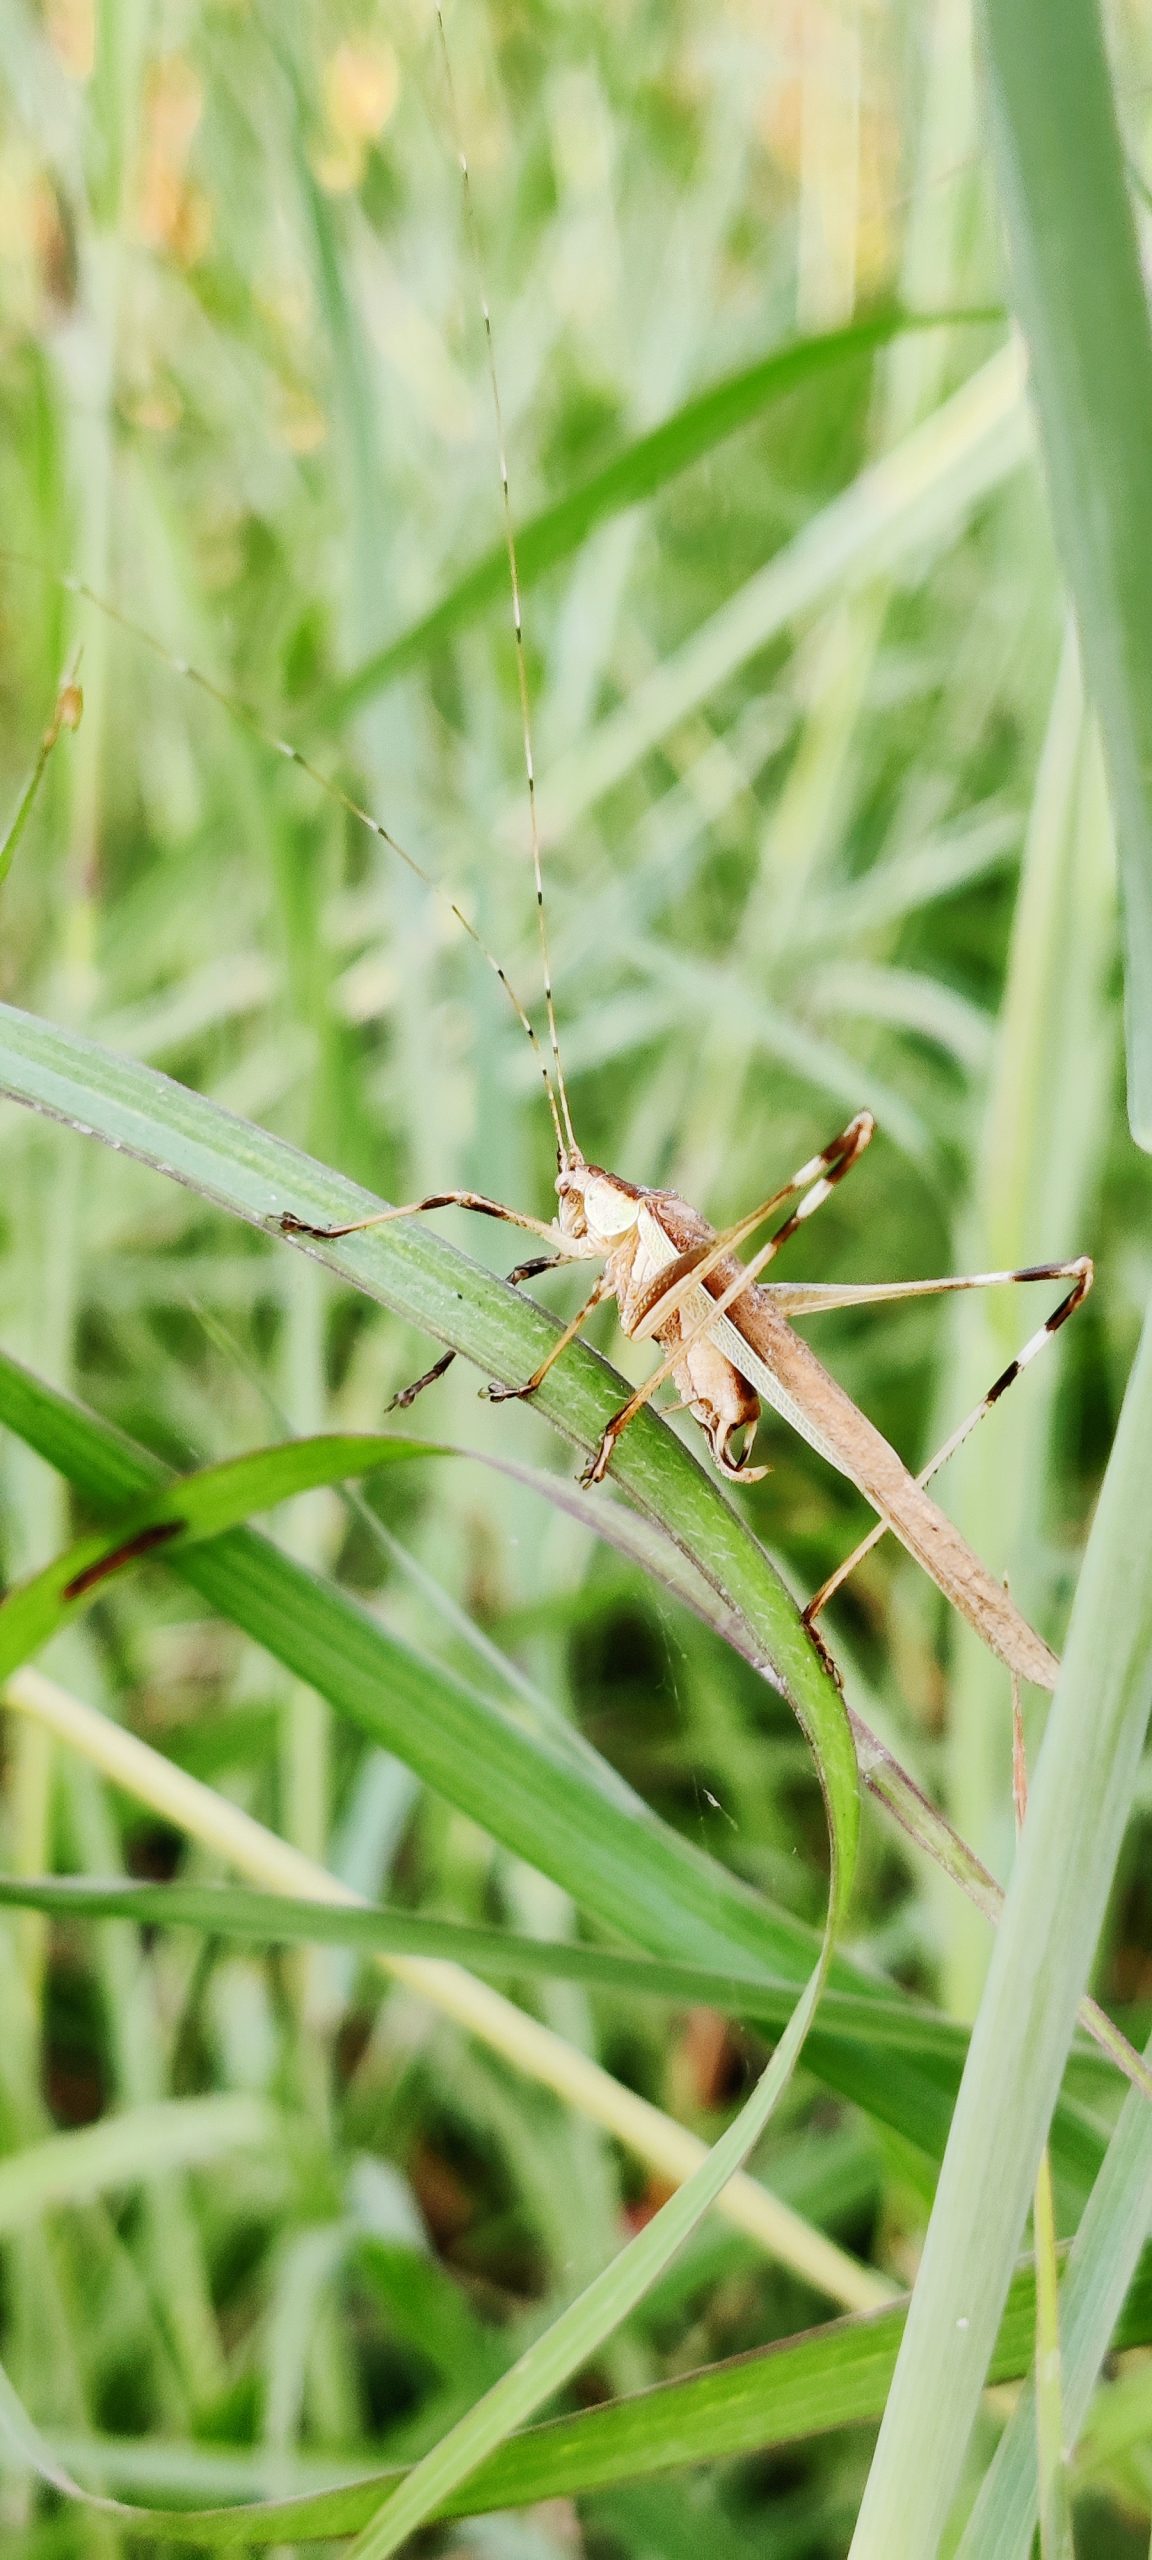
[706,1293,1059,1692]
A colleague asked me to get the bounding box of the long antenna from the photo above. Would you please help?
[433,3,579,1167]
[10,555,570,1166]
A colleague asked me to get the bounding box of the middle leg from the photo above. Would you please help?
[486,1271,612,1405]
[389,1253,567,1410]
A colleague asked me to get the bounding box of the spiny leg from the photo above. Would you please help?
[802,1256,1093,1628]
[389,1254,566,1411]
[734,1107,875,1278]
[487,1271,611,1405]
[281,1189,563,1248]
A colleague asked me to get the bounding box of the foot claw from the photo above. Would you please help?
[389,1351,454,1412]
[579,1439,611,1489]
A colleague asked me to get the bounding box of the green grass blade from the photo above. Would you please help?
[0,2097,277,2237]
[316,309,1001,724]
[6,2251,1152,2543]
[849,1297,1152,2554]
[342,1958,830,2555]
[0,678,82,893]
[955,2024,1152,2556]
[0,1432,442,1680]
[0,1874,950,2056]
[0,998,847,1749]
[977,0,1152,1144]
[0,1344,963,2164]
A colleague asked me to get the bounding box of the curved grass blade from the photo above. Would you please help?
[0,996,860,1896]
[316,309,1001,725]
[0,1431,440,1682]
[0,1344,966,2165]
[0,1000,846,1737]
[4,2251,1152,2543]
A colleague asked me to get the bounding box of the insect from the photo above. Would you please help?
[15,10,1090,1698]
[275,11,1092,1699]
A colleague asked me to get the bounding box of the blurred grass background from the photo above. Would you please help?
[2,0,1152,2550]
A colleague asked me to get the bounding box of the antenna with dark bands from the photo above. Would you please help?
[433,4,579,1168]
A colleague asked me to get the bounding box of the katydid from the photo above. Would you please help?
[278,11,1092,1696]
[8,16,1091,1700]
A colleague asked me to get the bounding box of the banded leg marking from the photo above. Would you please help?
[803,1257,1093,1628]
[628,1111,874,1344]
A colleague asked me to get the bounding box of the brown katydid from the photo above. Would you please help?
[283,1119,1090,1694]
[276,9,1092,1700]
[19,17,1091,1701]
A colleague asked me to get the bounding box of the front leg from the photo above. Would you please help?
[281,1189,562,1246]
